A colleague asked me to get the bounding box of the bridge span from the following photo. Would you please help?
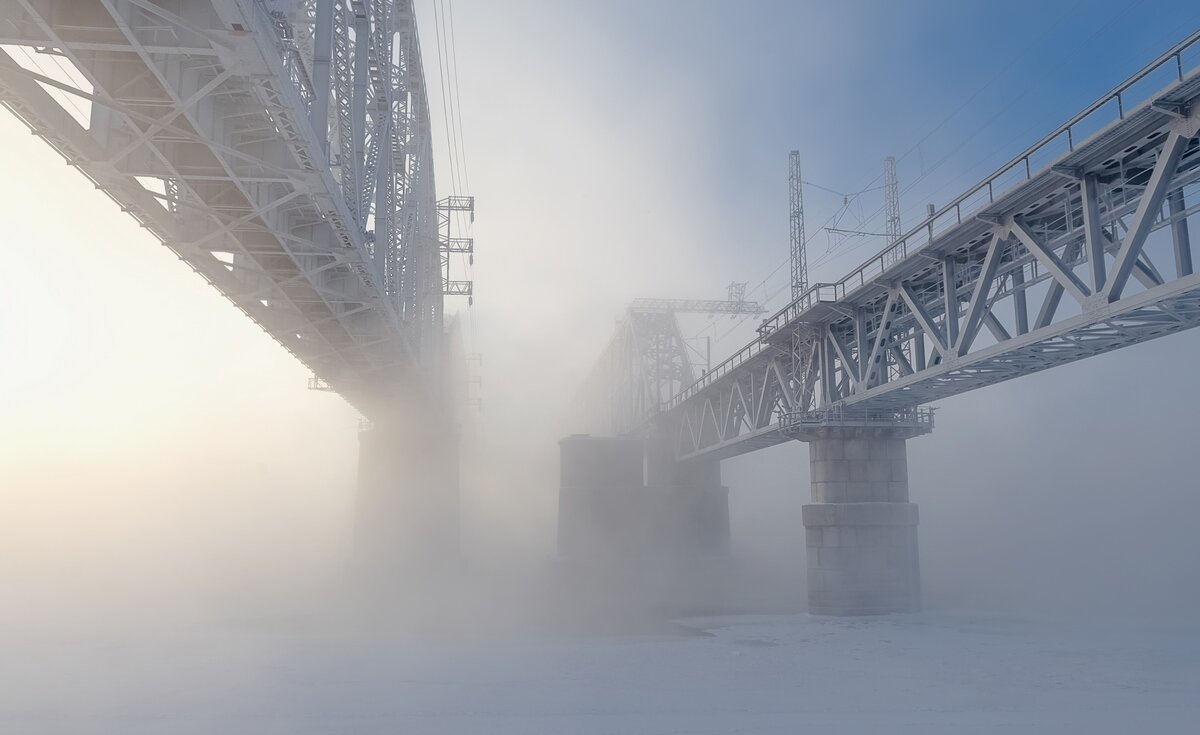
[0,0,471,563]
[568,29,1200,615]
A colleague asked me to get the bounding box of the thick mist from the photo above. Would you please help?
[1,0,1197,649]
[5,0,1200,731]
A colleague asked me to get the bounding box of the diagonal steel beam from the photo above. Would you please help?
[1012,217,1091,304]
[1107,129,1190,301]
[957,230,1006,356]
[1035,280,1064,330]
[827,327,860,389]
[899,282,948,358]
[983,312,1012,343]
[889,344,913,376]
[863,289,898,388]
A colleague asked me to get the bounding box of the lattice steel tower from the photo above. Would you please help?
[884,155,901,243]
[789,151,808,299]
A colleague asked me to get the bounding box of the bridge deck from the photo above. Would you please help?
[659,29,1200,461]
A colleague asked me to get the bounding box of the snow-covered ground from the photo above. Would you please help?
[4,607,1198,734]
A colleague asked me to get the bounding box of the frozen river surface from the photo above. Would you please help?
[4,610,1198,734]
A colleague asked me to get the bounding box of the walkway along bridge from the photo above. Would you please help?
[0,0,472,562]
[571,29,1200,615]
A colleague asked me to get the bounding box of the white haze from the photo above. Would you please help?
[3,0,1200,731]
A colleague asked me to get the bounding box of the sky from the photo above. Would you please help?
[3,0,1200,623]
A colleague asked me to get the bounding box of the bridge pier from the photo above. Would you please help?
[356,419,459,568]
[557,435,728,562]
[799,426,926,615]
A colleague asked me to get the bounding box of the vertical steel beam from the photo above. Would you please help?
[1012,266,1029,335]
[855,307,869,388]
[1169,187,1193,277]
[822,336,837,406]
[942,256,960,348]
[351,3,369,220]
[310,0,334,152]
[374,117,390,284]
[1082,174,1107,292]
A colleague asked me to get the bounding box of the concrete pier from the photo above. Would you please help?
[800,428,922,615]
[557,435,729,561]
[356,420,459,567]
[557,435,645,560]
[645,438,729,556]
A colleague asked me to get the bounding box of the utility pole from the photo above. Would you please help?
[884,155,901,244]
[789,151,808,300]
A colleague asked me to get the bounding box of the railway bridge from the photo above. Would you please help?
[572,29,1200,614]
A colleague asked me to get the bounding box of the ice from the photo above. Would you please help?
[4,610,1197,734]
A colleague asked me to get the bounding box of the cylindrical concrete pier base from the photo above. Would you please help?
[800,430,922,615]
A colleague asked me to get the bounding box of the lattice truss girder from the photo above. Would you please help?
[576,309,695,437]
[666,91,1200,460]
[0,0,441,413]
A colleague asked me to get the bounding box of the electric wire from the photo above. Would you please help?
[435,0,467,195]
[429,0,476,315]
[840,0,1147,248]
[445,0,475,291]
[446,0,471,193]
[718,0,1102,321]
[702,0,1162,360]
[430,0,460,196]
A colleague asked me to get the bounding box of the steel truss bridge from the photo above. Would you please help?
[583,30,1200,462]
[0,0,471,415]
[579,294,765,437]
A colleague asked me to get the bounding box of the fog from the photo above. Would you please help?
[3,0,1200,731]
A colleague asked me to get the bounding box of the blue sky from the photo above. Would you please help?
[552,0,1200,296]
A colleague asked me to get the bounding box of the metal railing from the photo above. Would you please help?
[647,28,1200,424]
[781,406,936,431]
[757,27,1200,339]
[660,340,770,412]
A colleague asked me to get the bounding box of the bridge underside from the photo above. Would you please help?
[0,1,464,566]
[676,270,1200,462]
[0,0,445,415]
